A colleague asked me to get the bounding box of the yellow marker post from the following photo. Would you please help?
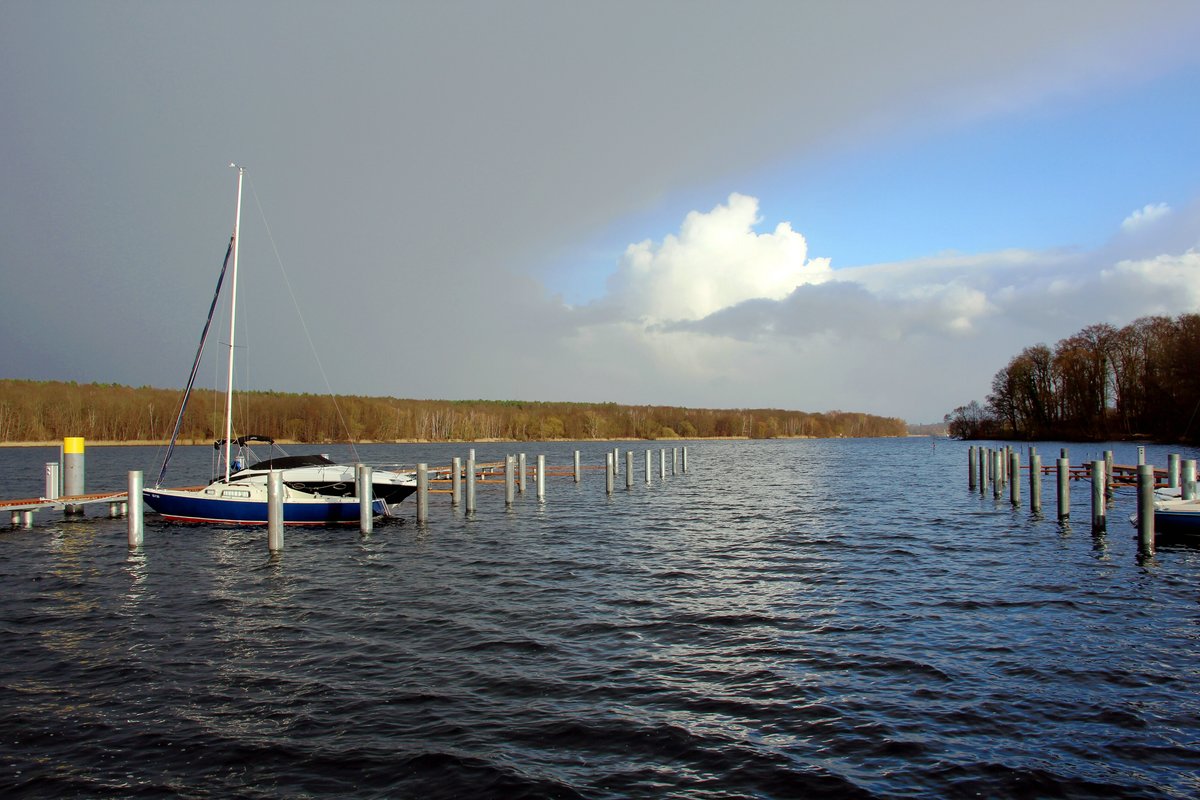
[63,437,85,514]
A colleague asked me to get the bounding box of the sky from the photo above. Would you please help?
[4,2,1200,424]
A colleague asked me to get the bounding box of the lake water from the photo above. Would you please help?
[1,438,1198,798]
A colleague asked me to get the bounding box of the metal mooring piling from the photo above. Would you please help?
[1090,460,1106,533]
[416,463,429,524]
[505,456,515,507]
[63,436,85,516]
[466,455,477,514]
[1056,457,1070,520]
[268,470,284,552]
[358,464,373,535]
[1029,451,1042,514]
[1137,464,1155,556]
[451,457,461,507]
[1009,450,1020,506]
[127,470,143,548]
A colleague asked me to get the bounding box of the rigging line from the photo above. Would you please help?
[246,178,361,462]
[156,238,234,488]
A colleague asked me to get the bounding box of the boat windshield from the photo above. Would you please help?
[243,454,337,471]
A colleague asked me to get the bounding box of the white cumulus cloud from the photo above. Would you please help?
[602,193,831,322]
[555,192,1200,422]
[1121,202,1171,231]
[1099,250,1200,312]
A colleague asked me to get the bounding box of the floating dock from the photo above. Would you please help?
[2,491,130,526]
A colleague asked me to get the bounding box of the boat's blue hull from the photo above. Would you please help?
[143,488,386,526]
[1155,507,1200,534]
[1131,498,1200,536]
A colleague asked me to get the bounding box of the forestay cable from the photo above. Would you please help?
[248,179,362,462]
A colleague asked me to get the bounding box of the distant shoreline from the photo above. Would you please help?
[0,380,912,441]
[0,434,927,448]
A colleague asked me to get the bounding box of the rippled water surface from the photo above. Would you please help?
[2,438,1199,798]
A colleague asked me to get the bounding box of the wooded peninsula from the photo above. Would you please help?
[945,313,1200,443]
[0,380,907,444]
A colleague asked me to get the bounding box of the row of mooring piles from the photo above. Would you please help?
[967,444,1198,556]
[968,444,1034,508]
[969,444,1112,522]
[374,446,689,528]
[123,446,691,554]
[427,446,688,520]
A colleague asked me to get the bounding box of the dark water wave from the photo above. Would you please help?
[2,438,1199,798]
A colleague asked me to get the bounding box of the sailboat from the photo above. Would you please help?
[217,435,417,507]
[142,166,415,526]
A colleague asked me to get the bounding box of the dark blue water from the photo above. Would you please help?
[2,438,1198,798]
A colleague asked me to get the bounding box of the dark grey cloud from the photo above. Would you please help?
[3,1,1199,421]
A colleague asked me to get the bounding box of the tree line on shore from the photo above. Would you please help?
[945,313,1200,443]
[0,380,907,443]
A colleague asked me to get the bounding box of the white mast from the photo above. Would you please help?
[224,164,244,483]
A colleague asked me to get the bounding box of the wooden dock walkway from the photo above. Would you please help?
[3,490,131,525]
[1033,462,1170,488]
[425,459,605,493]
